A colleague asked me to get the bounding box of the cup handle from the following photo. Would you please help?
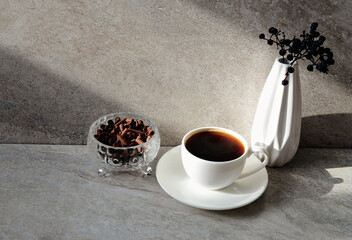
[237,146,269,179]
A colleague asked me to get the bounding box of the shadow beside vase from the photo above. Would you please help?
[300,113,352,148]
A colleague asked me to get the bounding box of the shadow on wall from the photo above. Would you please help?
[300,114,352,148]
[1,45,351,147]
[0,46,133,144]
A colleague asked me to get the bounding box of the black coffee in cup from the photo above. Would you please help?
[185,131,245,162]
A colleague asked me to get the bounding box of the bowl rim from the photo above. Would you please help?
[88,112,159,150]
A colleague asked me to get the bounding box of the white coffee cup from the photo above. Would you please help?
[181,127,268,190]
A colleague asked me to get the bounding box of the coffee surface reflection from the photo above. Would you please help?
[185,131,245,162]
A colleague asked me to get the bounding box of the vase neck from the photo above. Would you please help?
[275,57,297,67]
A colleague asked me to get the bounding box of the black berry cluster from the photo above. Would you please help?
[259,22,335,85]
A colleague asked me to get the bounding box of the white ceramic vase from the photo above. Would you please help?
[251,57,302,167]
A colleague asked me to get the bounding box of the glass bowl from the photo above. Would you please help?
[87,112,160,176]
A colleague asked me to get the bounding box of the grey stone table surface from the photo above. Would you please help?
[0,145,351,240]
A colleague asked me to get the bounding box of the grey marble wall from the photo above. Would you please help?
[0,0,351,147]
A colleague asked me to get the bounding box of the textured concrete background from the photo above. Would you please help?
[0,0,351,147]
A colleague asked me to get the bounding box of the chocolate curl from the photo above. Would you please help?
[147,129,154,136]
[135,136,144,145]
[107,120,114,126]
[99,136,109,145]
[95,116,154,151]
[135,136,144,152]
[103,125,110,131]
[114,118,127,128]
[116,134,128,147]
[136,120,143,129]
[119,124,124,133]
[97,131,109,136]
[121,128,128,137]
[95,130,109,143]
[130,119,136,128]
[126,131,133,139]
[110,134,117,143]
[127,139,136,147]
[127,128,144,135]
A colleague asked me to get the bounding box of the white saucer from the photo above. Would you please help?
[156,146,268,210]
